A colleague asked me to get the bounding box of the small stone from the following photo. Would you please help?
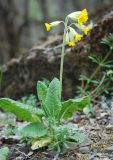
[0,141,2,145]
[79,146,90,153]
[28,151,33,156]
[106,146,113,152]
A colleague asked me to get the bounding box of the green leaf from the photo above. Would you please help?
[69,132,87,143]
[44,78,62,118]
[55,124,78,132]
[20,94,37,107]
[0,147,9,160]
[17,122,47,138]
[60,96,90,120]
[83,105,94,117]
[31,137,52,150]
[37,81,47,103]
[0,98,42,122]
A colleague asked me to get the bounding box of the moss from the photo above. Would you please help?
[90,141,108,152]
[76,153,89,160]
[108,133,113,141]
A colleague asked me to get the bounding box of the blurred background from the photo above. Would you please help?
[0,0,112,64]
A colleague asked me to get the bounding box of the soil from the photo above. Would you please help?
[1,98,113,160]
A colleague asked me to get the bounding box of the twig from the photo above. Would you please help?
[90,75,106,96]
[53,153,60,160]
[15,148,30,158]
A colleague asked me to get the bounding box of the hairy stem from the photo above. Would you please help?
[60,17,68,99]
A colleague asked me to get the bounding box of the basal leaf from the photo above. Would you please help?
[44,78,62,118]
[17,122,47,138]
[55,124,78,132]
[83,105,94,117]
[37,81,47,103]
[31,137,52,150]
[0,98,42,122]
[69,132,87,143]
[60,96,90,120]
[0,147,9,160]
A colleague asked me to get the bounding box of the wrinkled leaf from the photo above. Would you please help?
[20,94,37,107]
[0,147,9,160]
[60,96,90,120]
[37,81,47,103]
[55,124,78,132]
[0,98,42,122]
[69,132,87,143]
[31,137,52,150]
[17,122,47,138]
[44,78,62,118]
[83,105,94,117]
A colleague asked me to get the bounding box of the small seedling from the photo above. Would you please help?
[77,34,113,99]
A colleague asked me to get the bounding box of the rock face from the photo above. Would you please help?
[0,7,113,99]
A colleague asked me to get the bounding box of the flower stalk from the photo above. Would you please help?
[44,9,90,99]
[59,17,69,99]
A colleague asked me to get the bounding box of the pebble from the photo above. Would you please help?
[106,146,113,152]
[79,146,90,153]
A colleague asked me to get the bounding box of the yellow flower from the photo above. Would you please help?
[75,34,83,42]
[77,9,88,25]
[84,26,90,35]
[45,23,52,31]
[45,21,62,31]
[68,41,76,47]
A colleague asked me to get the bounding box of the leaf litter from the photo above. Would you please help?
[1,99,113,159]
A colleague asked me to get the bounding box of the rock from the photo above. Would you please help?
[106,146,113,153]
[0,6,113,99]
[79,146,90,154]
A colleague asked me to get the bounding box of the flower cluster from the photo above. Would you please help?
[45,9,91,47]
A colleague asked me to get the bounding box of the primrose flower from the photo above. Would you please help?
[68,9,88,25]
[68,27,83,42]
[45,23,52,31]
[68,26,77,41]
[77,9,88,25]
[45,21,62,31]
[45,9,91,48]
[84,26,91,35]
[68,41,75,47]
[75,23,91,36]
[75,34,83,42]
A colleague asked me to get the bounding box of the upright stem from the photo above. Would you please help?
[60,17,68,99]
